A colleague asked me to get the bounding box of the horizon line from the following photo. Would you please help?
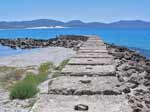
[0,19,150,24]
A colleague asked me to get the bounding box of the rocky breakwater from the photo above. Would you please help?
[31,36,132,112]
[0,35,88,49]
[107,44,150,112]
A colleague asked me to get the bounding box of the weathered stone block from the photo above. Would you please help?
[73,53,113,58]
[31,95,132,112]
[80,46,107,50]
[48,76,122,95]
[68,58,114,65]
[82,43,105,47]
[61,65,116,76]
[77,49,108,53]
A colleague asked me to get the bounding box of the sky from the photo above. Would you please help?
[0,0,150,23]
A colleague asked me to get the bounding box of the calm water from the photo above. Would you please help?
[0,28,150,57]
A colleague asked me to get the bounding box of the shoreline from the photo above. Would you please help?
[0,35,150,59]
[0,36,148,68]
[0,35,88,68]
[0,35,150,112]
[0,35,88,49]
[0,47,75,68]
[0,43,149,59]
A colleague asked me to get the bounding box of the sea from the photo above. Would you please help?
[0,27,150,58]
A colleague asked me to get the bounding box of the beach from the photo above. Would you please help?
[0,46,75,112]
[0,47,75,67]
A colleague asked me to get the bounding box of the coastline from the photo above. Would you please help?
[0,47,75,68]
[0,35,89,68]
[0,35,150,112]
[0,35,150,59]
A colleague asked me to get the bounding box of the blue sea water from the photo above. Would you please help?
[0,28,150,57]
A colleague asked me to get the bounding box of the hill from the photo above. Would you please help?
[0,19,150,29]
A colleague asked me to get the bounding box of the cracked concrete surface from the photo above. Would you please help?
[68,57,114,65]
[31,95,132,112]
[48,76,122,95]
[61,65,116,76]
[30,36,132,112]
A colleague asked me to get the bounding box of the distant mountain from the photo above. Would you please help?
[0,19,65,29]
[109,20,150,28]
[65,20,85,27]
[0,19,150,29]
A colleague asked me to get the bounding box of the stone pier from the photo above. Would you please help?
[31,36,132,112]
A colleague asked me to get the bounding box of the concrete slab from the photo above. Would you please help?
[86,39,101,41]
[87,40,102,42]
[82,39,103,41]
[61,65,116,76]
[80,46,107,50]
[86,40,103,42]
[48,76,122,95]
[85,40,103,43]
[86,37,102,40]
[87,37,101,39]
[73,53,113,58]
[84,41,104,43]
[31,95,132,112]
[82,43,105,47]
[77,49,108,53]
[68,58,114,65]
[81,45,105,48]
[81,45,106,48]
[85,39,102,41]
[87,38,103,42]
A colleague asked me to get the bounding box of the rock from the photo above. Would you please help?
[117,63,130,71]
[126,69,136,77]
[144,80,150,87]
[123,87,131,94]
[79,80,91,84]
[145,98,150,105]
[0,35,89,50]
[74,104,89,111]
[128,73,142,84]
[116,73,125,82]
[145,60,150,66]
[115,52,124,59]
[106,43,150,112]
[144,73,150,80]
[145,66,150,73]
[132,108,142,112]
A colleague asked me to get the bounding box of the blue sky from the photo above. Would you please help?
[0,0,150,22]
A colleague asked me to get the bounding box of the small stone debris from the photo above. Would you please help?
[74,104,89,111]
[79,80,91,84]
